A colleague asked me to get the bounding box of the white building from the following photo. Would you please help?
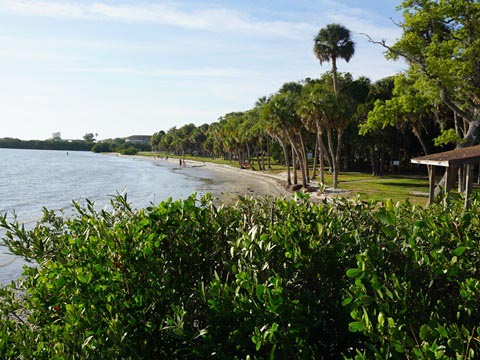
[124,135,151,144]
[52,132,61,140]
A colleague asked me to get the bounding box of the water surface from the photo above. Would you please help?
[0,149,210,283]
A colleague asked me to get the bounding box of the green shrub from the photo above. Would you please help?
[1,194,479,358]
[91,143,112,153]
[115,145,138,155]
[345,197,480,359]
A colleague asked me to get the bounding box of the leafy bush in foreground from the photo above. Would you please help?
[0,194,479,359]
[345,198,480,359]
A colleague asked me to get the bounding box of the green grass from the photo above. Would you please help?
[335,174,430,205]
[327,172,479,205]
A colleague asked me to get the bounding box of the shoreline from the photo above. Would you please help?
[123,154,345,205]
[125,154,293,205]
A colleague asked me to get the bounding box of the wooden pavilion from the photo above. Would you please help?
[411,145,480,208]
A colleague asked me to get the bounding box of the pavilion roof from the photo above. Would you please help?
[411,144,480,168]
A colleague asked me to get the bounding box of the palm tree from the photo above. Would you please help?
[313,23,355,95]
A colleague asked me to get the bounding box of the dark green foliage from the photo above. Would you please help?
[345,198,480,359]
[0,138,93,151]
[91,142,113,153]
[115,145,138,155]
[1,194,479,358]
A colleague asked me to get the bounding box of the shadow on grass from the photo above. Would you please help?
[374,181,428,188]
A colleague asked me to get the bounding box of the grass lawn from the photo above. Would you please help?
[326,172,479,206]
[334,173,431,205]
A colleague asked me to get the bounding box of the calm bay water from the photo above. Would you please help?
[0,148,210,283]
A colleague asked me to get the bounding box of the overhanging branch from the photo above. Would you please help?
[359,32,427,73]
[439,86,472,124]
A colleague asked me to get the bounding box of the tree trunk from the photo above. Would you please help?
[267,137,272,169]
[288,133,308,188]
[312,134,319,180]
[332,57,338,95]
[411,123,429,156]
[292,144,298,185]
[317,128,328,183]
[260,139,265,171]
[277,137,291,186]
[322,133,334,174]
[370,145,379,176]
[333,129,343,189]
[297,130,310,184]
[326,127,337,187]
[318,132,325,185]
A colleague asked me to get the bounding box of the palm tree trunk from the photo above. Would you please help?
[292,145,297,185]
[267,137,271,169]
[289,133,308,188]
[247,144,256,171]
[317,127,327,184]
[298,131,310,183]
[320,132,333,173]
[332,57,338,95]
[312,134,318,180]
[297,130,310,184]
[260,139,265,171]
[333,129,344,188]
[326,127,336,185]
[318,132,325,185]
[277,136,291,186]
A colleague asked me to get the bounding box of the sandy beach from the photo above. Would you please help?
[123,154,351,205]
[130,155,292,205]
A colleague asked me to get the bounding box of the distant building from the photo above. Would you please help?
[52,132,61,140]
[124,135,152,144]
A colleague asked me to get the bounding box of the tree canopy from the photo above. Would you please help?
[386,0,480,145]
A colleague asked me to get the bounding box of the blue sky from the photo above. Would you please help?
[0,0,405,140]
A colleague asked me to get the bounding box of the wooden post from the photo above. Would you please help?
[465,163,473,209]
[428,165,436,205]
[445,166,458,193]
[444,166,457,206]
[477,162,480,185]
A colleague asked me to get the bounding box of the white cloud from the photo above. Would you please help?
[0,0,93,19]
[56,65,258,78]
[0,0,405,140]
[0,0,314,39]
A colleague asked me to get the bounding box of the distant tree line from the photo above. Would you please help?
[91,138,151,155]
[0,138,93,151]
[0,136,151,155]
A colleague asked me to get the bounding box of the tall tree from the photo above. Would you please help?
[262,95,293,186]
[371,0,480,146]
[314,23,355,95]
[360,72,437,157]
[368,0,480,196]
[355,76,396,175]
[297,80,332,185]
